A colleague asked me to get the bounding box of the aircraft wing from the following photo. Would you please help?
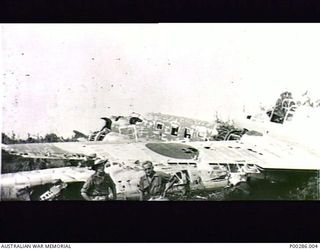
[1,141,111,159]
[241,136,320,170]
[193,136,320,171]
[1,132,137,159]
[0,166,95,200]
[3,135,320,170]
[1,167,94,189]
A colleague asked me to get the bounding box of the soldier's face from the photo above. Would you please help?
[96,164,105,174]
[143,164,154,176]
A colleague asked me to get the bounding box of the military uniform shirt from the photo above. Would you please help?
[81,173,115,197]
[139,171,171,199]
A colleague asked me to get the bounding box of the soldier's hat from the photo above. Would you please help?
[92,158,108,171]
[87,153,97,158]
[94,158,108,166]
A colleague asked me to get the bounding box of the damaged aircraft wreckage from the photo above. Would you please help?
[1,92,320,201]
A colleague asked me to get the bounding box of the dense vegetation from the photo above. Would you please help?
[2,132,77,144]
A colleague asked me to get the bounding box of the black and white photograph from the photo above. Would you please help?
[1,24,320,202]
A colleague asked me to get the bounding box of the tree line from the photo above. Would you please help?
[1,132,77,144]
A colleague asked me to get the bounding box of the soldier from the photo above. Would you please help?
[81,159,117,201]
[139,161,178,201]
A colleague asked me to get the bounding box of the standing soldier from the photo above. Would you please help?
[139,161,178,201]
[81,159,117,201]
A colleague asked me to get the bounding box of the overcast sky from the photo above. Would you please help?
[2,24,320,138]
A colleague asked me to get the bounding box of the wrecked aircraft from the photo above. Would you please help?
[1,140,261,201]
[2,92,320,201]
[79,112,218,143]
